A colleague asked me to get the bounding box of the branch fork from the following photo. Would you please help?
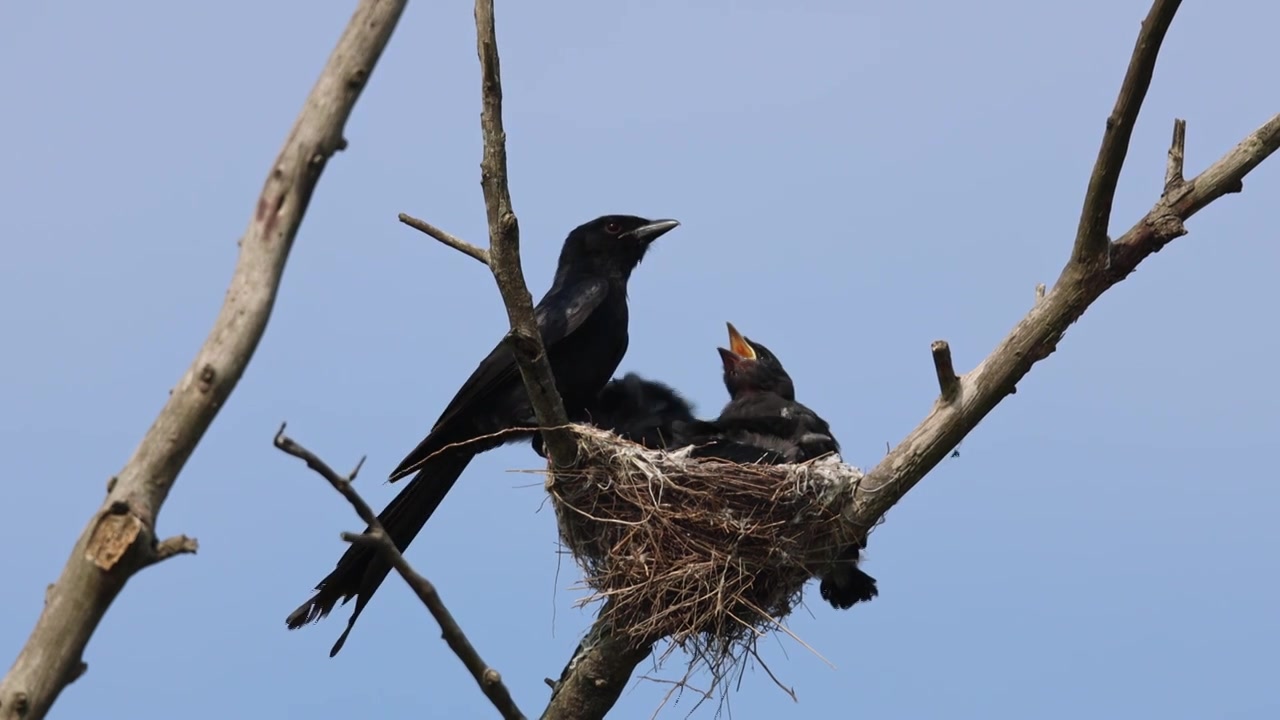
[273,425,527,720]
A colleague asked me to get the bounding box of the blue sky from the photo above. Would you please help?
[2,1,1277,718]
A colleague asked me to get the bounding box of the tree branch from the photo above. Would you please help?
[536,0,1279,713]
[541,604,654,720]
[850,111,1280,538]
[1165,118,1187,192]
[273,426,526,720]
[398,212,491,266]
[1071,0,1182,265]
[472,0,578,465]
[0,3,406,718]
[541,111,1280,720]
[930,340,959,401]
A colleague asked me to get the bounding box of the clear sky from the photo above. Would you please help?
[2,1,1277,718]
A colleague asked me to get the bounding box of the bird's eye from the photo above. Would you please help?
[605,222,623,234]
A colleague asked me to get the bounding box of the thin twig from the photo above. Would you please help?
[0,4,407,717]
[398,212,491,265]
[1165,118,1187,192]
[930,340,959,401]
[147,536,200,566]
[472,0,577,464]
[273,425,526,720]
[1071,0,1182,265]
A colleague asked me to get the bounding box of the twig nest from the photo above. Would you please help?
[547,424,865,665]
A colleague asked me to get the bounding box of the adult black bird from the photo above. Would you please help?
[531,372,696,456]
[287,214,680,655]
[676,323,879,610]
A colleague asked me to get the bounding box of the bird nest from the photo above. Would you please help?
[546,424,866,672]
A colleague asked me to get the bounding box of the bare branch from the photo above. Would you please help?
[273,426,526,720]
[472,0,578,466]
[398,212,491,266]
[1165,118,1187,192]
[539,115,1280,720]
[145,536,200,567]
[542,605,655,720]
[851,112,1280,539]
[540,6,1280,712]
[1071,0,1182,265]
[0,3,405,717]
[930,340,959,401]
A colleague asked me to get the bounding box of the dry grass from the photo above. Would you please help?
[547,424,867,682]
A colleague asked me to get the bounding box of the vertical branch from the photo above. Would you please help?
[472,0,577,463]
[1070,0,1182,265]
[469,5,642,717]
[1165,118,1187,192]
[931,340,960,402]
[0,2,407,719]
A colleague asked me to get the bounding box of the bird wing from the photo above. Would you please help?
[684,396,841,463]
[388,277,612,481]
[792,403,840,459]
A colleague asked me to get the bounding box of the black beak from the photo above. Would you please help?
[621,218,680,243]
[717,346,746,371]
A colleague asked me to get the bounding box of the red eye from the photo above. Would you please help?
[605,222,622,234]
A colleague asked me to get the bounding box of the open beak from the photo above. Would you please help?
[621,218,680,243]
[725,322,757,360]
[717,346,744,371]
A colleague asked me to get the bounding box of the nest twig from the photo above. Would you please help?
[546,424,866,679]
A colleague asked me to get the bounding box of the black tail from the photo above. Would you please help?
[819,545,879,610]
[286,450,475,656]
